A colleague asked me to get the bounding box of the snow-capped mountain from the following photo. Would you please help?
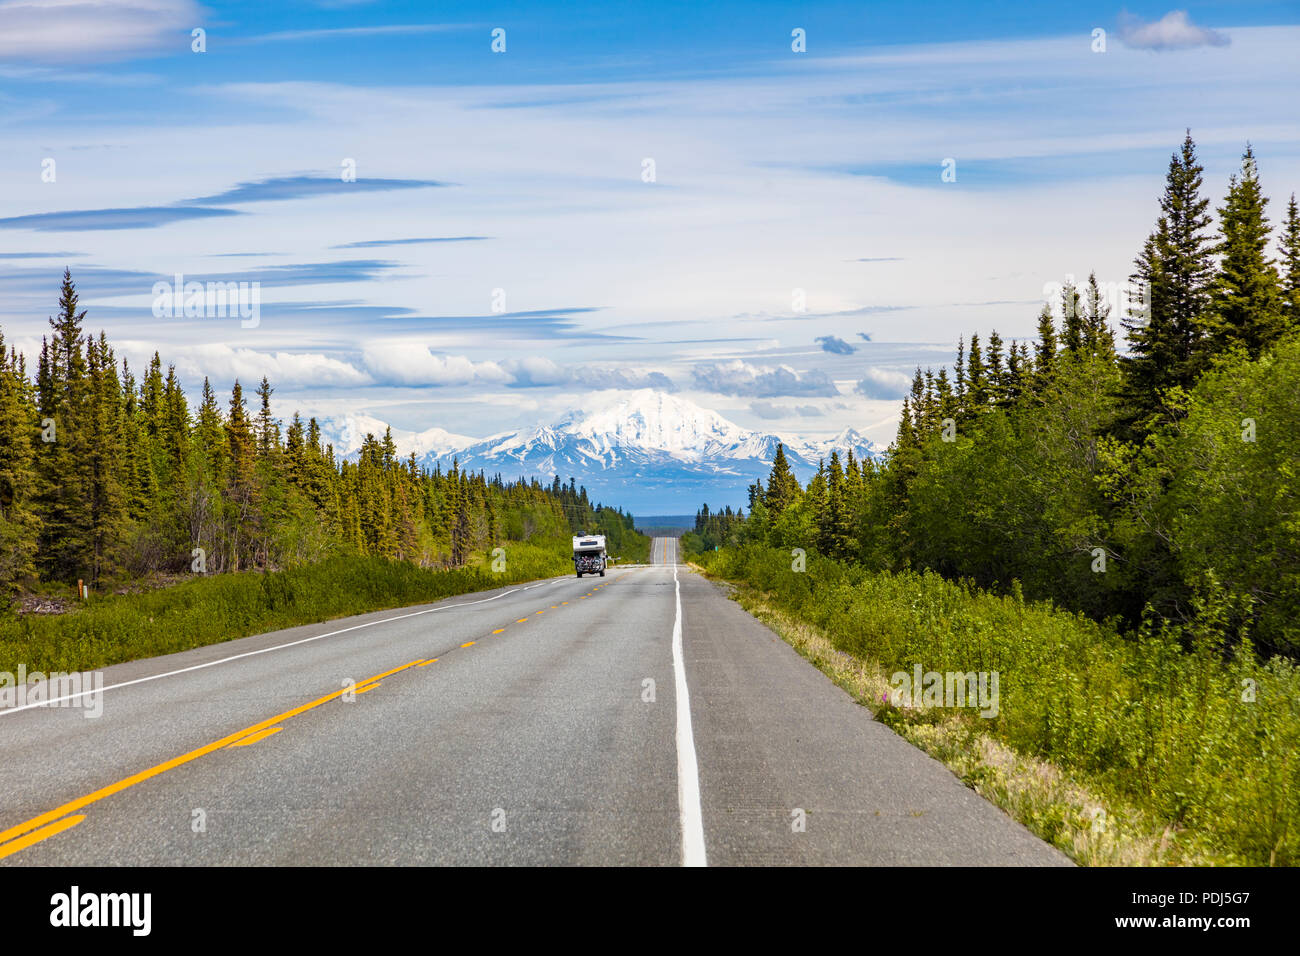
[315,415,473,462]
[798,426,878,466]
[323,390,880,512]
[458,392,775,468]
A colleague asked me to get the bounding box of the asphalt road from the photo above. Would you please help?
[0,539,1068,866]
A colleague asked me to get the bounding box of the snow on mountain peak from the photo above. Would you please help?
[320,390,882,510]
[559,389,751,457]
[316,414,473,460]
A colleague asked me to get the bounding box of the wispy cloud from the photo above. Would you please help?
[0,0,205,63]
[0,264,160,297]
[185,175,449,206]
[197,304,623,342]
[1118,10,1230,51]
[741,304,915,323]
[0,206,238,233]
[0,261,406,310]
[332,236,489,249]
[239,24,469,45]
[0,174,449,233]
[193,260,409,287]
[413,309,628,340]
[4,8,1295,451]
[0,63,160,85]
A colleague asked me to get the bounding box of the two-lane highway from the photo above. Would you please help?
[649,536,678,566]
[0,540,1068,865]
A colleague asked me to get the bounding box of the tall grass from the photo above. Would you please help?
[0,540,571,675]
[696,543,1300,866]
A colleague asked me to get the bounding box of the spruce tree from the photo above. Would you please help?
[817,451,853,560]
[37,270,92,581]
[894,397,916,452]
[953,338,966,411]
[122,396,155,523]
[803,459,827,533]
[965,335,987,411]
[82,332,127,584]
[195,378,226,484]
[1006,341,1026,404]
[141,352,164,437]
[764,443,800,516]
[844,448,863,497]
[285,413,306,489]
[907,367,925,434]
[0,336,41,600]
[935,367,956,422]
[1033,305,1058,395]
[35,338,53,423]
[48,269,88,389]
[451,467,471,566]
[986,333,1006,406]
[1060,278,1085,354]
[254,377,279,459]
[1083,271,1116,361]
[1204,144,1283,359]
[159,365,190,487]
[1276,193,1300,329]
[1119,131,1215,436]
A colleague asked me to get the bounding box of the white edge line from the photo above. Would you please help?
[521,578,566,590]
[0,583,538,716]
[671,551,707,866]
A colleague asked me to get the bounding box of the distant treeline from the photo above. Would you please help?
[687,134,1300,658]
[0,271,643,602]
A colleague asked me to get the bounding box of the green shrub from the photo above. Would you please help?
[698,543,1300,865]
[0,540,571,675]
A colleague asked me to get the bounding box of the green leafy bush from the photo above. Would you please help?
[0,540,571,675]
[699,543,1300,865]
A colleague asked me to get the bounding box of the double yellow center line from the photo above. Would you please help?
[0,658,423,860]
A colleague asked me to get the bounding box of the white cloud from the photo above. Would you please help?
[1119,10,1230,51]
[692,360,838,397]
[361,342,510,387]
[6,20,1297,445]
[502,357,676,390]
[503,356,568,387]
[0,0,207,63]
[855,368,913,400]
[121,342,369,389]
[242,24,465,45]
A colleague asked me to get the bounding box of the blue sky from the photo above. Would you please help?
[1,0,1298,448]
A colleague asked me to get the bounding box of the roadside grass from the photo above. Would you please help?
[0,540,571,675]
[606,530,652,566]
[692,544,1300,867]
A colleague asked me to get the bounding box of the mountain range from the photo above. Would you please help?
[317,390,882,514]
